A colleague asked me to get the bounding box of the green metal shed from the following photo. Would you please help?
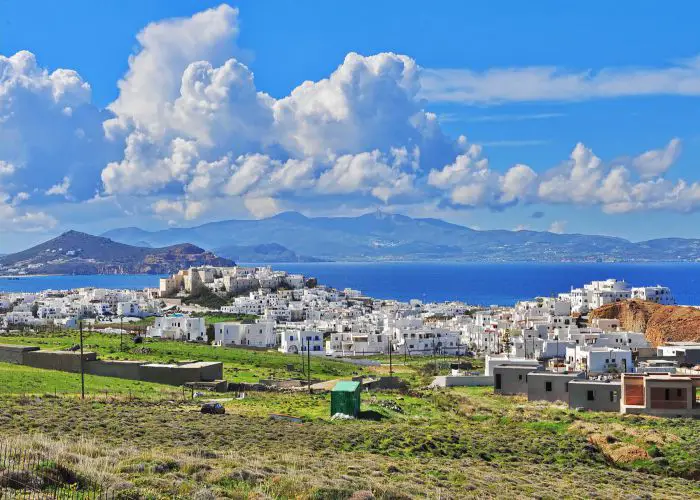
[331,380,361,417]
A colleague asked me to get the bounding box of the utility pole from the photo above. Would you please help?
[307,337,311,394]
[388,335,393,378]
[120,315,124,351]
[79,320,85,400]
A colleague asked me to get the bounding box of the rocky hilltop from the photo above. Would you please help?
[591,300,700,346]
[0,230,234,275]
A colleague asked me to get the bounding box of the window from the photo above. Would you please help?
[677,389,683,398]
[610,391,618,402]
[587,390,595,401]
[665,388,670,400]
[518,374,523,381]
[545,381,552,392]
[495,374,502,390]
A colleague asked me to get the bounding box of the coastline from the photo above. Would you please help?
[2,264,700,306]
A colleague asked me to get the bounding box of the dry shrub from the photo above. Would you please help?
[606,444,650,464]
[588,433,650,464]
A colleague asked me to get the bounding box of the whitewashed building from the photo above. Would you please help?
[147,316,205,341]
[631,286,675,305]
[213,320,275,347]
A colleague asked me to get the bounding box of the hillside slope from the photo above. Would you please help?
[591,300,700,346]
[0,231,234,275]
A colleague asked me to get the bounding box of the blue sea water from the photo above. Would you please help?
[2,263,699,306]
[0,274,166,294]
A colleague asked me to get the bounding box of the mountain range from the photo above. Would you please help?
[0,231,234,275]
[101,211,700,262]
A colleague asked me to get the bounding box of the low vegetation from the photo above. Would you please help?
[1,387,699,498]
[1,332,698,498]
[0,331,367,383]
[0,362,179,398]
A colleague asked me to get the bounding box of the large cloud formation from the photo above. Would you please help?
[0,3,698,233]
[0,50,112,231]
[100,4,452,220]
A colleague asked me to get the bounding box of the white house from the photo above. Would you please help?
[631,286,675,305]
[280,330,324,354]
[592,331,650,350]
[567,345,633,374]
[147,316,205,341]
[213,320,275,347]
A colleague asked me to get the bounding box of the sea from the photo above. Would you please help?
[2,262,700,306]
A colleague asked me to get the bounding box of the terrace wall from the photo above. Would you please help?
[0,344,223,387]
[0,345,39,364]
[24,350,97,373]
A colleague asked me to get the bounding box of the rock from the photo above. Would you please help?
[377,399,404,413]
[200,402,225,415]
[591,300,700,345]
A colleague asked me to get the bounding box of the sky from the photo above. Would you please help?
[1,1,700,252]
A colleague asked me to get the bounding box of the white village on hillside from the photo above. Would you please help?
[1,266,698,417]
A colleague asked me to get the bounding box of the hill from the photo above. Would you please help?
[213,242,324,263]
[102,210,700,262]
[0,230,234,275]
[591,300,700,346]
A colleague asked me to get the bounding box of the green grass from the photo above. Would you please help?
[0,386,698,499]
[0,331,368,383]
[190,313,259,325]
[0,362,179,398]
[1,332,699,497]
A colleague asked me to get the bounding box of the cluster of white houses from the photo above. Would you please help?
[561,278,674,314]
[0,287,162,330]
[2,267,698,417]
[2,269,696,372]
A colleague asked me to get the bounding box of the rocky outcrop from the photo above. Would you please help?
[591,300,700,346]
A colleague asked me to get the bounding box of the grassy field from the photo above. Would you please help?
[0,361,180,398]
[1,387,699,498]
[0,331,369,383]
[1,332,699,498]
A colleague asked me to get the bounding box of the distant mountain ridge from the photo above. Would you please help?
[0,231,234,275]
[214,243,325,263]
[101,211,700,262]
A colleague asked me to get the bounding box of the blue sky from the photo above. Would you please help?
[1,1,699,252]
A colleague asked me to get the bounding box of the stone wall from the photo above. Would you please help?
[84,360,143,380]
[24,350,97,373]
[0,345,40,364]
[1,344,224,387]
